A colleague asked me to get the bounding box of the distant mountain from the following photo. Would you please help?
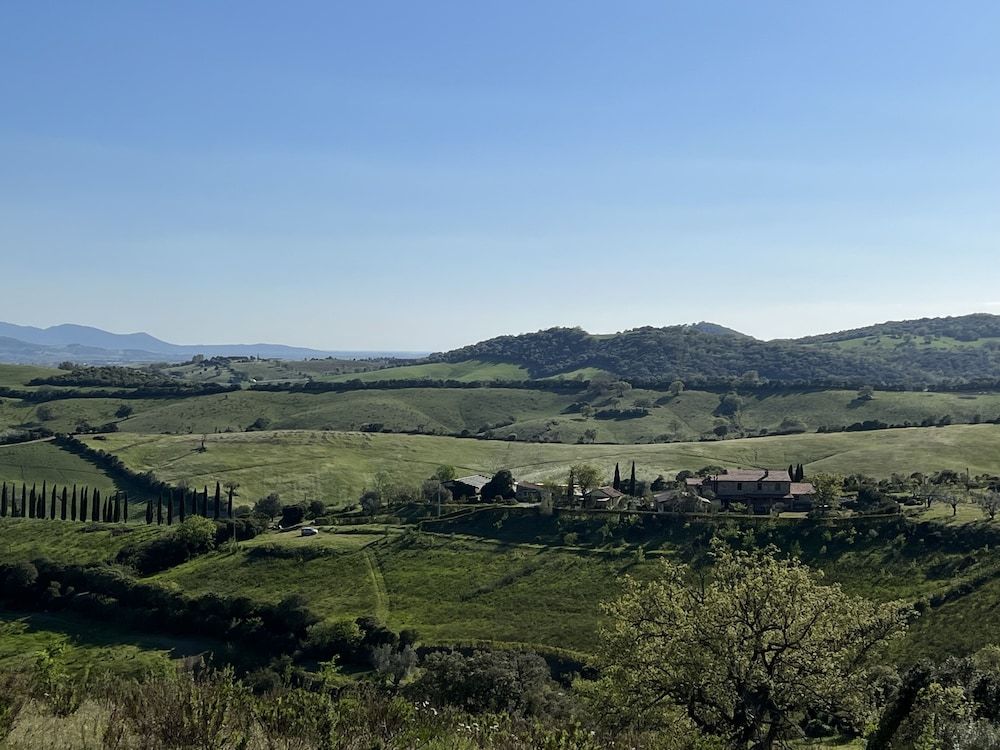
[0,321,424,365]
[429,315,1000,387]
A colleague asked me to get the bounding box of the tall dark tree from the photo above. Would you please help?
[167,492,174,525]
[796,464,806,482]
[145,498,153,525]
[71,486,78,521]
[201,486,208,517]
[39,481,47,519]
[1,483,7,517]
[62,487,69,520]
[788,464,795,480]
[28,484,36,519]
[20,484,26,518]
[226,486,233,518]
[213,482,221,520]
[566,469,575,506]
[92,489,100,522]
[113,492,121,523]
[122,492,128,524]
[50,484,56,519]
[80,487,87,522]
[178,490,186,523]
[612,463,621,491]
[629,461,637,497]
[157,493,163,525]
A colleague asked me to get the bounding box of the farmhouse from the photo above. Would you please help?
[583,485,625,510]
[685,468,815,513]
[444,474,491,501]
[515,481,547,503]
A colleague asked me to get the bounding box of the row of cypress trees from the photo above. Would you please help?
[0,480,237,526]
[142,482,234,526]
[0,481,128,523]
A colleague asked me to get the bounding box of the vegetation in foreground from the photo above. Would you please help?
[0,543,999,748]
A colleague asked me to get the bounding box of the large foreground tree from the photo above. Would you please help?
[597,544,910,750]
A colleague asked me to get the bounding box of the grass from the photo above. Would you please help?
[327,360,530,383]
[155,529,632,654]
[0,610,206,679]
[0,441,121,494]
[4,352,1000,445]
[79,424,1000,507]
[0,364,60,388]
[0,519,165,565]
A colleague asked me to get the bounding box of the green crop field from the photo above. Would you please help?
[75,423,1000,507]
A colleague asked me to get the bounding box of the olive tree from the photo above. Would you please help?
[597,543,910,749]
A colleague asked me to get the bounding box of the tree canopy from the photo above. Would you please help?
[597,543,910,749]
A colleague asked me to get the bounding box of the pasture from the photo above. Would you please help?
[80,424,1000,507]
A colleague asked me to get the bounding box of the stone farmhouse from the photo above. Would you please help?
[685,468,815,513]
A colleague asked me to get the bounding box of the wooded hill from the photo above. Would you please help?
[428,314,1000,388]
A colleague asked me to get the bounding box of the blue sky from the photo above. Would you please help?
[2,2,999,351]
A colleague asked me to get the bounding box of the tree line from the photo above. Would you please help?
[0,481,127,523]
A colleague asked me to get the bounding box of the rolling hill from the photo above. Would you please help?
[426,315,1000,387]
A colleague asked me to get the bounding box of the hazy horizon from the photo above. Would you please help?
[3,2,1000,350]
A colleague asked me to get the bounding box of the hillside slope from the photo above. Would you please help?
[428,315,1000,386]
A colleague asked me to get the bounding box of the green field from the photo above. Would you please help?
[0,440,120,494]
[0,610,204,679]
[0,518,165,564]
[4,354,1000,446]
[327,359,530,383]
[75,423,1000,506]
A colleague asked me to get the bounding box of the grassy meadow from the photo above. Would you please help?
[77,424,1000,507]
[0,441,120,494]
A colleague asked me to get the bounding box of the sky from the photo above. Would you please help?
[2,1,1000,351]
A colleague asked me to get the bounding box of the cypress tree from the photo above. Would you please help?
[71,486,78,521]
[145,498,153,525]
[788,464,794,480]
[92,489,100,522]
[62,487,69,520]
[612,463,621,491]
[566,469,575,506]
[157,493,163,525]
[80,487,87,522]
[113,492,121,523]
[1,483,7,517]
[226,487,233,518]
[123,492,128,524]
[39,481,47,519]
[167,492,174,525]
[179,490,186,523]
[629,461,637,497]
[20,484,26,518]
[201,486,208,517]
[28,484,36,519]
[214,482,221,520]
[50,485,56,519]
